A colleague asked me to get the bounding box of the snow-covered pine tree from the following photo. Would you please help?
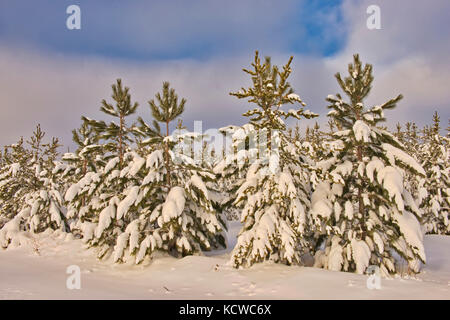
[293,122,302,142]
[311,54,427,275]
[404,122,420,153]
[63,119,102,181]
[84,78,139,167]
[67,81,225,263]
[0,145,4,169]
[226,51,318,268]
[0,125,69,248]
[302,121,342,191]
[301,122,327,163]
[420,112,449,234]
[63,119,103,233]
[65,79,140,258]
[394,123,404,142]
[0,138,29,226]
[397,121,425,201]
[214,124,259,222]
[108,81,226,263]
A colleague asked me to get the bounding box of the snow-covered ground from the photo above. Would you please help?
[0,221,448,299]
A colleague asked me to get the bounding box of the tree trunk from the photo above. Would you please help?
[355,107,366,240]
[81,159,87,207]
[119,114,124,168]
[165,120,171,187]
[357,146,366,239]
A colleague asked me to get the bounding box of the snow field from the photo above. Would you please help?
[0,221,448,299]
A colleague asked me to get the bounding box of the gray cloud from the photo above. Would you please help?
[0,0,449,151]
[0,0,303,59]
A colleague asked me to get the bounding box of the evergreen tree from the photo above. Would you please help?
[83,78,138,167]
[301,122,326,163]
[63,119,102,232]
[125,82,225,263]
[63,119,101,178]
[224,51,318,268]
[312,54,426,275]
[420,111,449,234]
[0,125,69,248]
[394,123,403,142]
[214,124,260,222]
[401,121,424,199]
[303,122,340,191]
[65,79,140,258]
[66,81,225,263]
[0,138,30,225]
[147,81,185,187]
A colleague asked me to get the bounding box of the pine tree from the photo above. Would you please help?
[63,119,101,179]
[401,121,425,199]
[123,81,225,263]
[225,51,318,268]
[394,123,403,142]
[303,122,340,190]
[147,81,185,187]
[420,111,449,234]
[0,138,30,225]
[62,119,102,233]
[214,124,260,222]
[66,81,225,263]
[302,121,326,163]
[83,78,138,167]
[0,125,69,248]
[65,79,140,258]
[312,54,426,275]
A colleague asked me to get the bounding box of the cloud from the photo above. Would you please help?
[325,0,450,128]
[0,45,335,149]
[0,0,449,150]
[0,0,304,59]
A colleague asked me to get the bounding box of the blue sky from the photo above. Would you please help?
[0,0,449,147]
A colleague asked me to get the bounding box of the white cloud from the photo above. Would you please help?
[0,46,253,148]
[326,0,450,128]
[0,0,449,149]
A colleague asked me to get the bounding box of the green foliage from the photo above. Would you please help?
[0,125,69,247]
[83,79,139,166]
[230,51,316,131]
[313,54,426,275]
[0,53,447,275]
[149,82,185,125]
[419,111,449,234]
[63,119,102,178]
[225,51,317,268]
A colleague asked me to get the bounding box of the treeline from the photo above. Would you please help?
[0,52,448,275]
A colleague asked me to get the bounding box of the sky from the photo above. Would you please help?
[0,0,449,149]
